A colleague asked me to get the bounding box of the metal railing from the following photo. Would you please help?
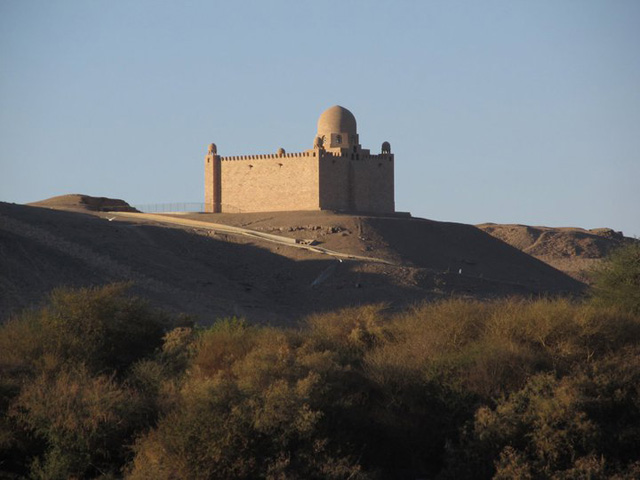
[133,203,205,213]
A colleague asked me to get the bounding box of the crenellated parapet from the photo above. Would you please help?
[220,151,316,161]
[215,150,394,167]
[217,151,394,162]
[321,151,394,162]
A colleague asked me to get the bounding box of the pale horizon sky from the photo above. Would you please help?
[1,1,639,236]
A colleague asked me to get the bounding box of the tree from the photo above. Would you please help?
[590,241,640,314]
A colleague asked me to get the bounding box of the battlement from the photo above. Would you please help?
[218,151,394,162]
[322,151,394,162]
[220,151,316,161]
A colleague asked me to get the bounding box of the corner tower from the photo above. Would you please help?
[204,143,221,213]
[315,105,395,213]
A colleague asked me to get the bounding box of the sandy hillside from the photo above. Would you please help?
[477,223,631,283]
[1,196,584,325]
[28,194,139,212]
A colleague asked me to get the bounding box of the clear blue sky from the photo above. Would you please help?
[1,1,639,236]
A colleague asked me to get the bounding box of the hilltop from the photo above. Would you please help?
[28,193,139,213]
[477,223,632,283]
[1,195,585,324]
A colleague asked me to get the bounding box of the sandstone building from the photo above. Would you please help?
[205,105,394,214]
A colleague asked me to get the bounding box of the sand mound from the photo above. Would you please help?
[28,194,138,213]
[477,224,629,283]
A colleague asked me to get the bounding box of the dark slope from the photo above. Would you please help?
[0,202,585,324]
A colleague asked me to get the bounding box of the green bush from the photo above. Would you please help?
[2,287,640,479]
[440,347,640,479]
[11,366,146,479]
[127,319,364,479]
[590,241,640,313]
[127,299,640,479]
[0,283,167,378]
[0,284,169,479]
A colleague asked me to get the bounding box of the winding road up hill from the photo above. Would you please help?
[1,197,585,325]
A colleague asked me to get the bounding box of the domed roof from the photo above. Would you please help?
[317,105,357,136]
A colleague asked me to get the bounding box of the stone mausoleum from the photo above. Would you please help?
[205,105,394,214]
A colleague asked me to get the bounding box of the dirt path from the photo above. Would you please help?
[111,212,399,265]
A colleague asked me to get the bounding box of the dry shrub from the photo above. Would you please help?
[0,311,50,376]
[442,373,597,479]
[125,326,199,420]
[0,284,169,479]
[190,317,261,379]
[361,298,640,478]
[0,284,167,378]
[11,366,146,479]
[365,298,545,400]
[160,326,197,374]
[127,320,365,479]
[42,284,167,374]
[492,446,534,480]
[304,304,390,361]
[443,346,640,479]
[3,289,640,479]
[369,298,640,401]
[575,347,640,467]
[590,241,640,314]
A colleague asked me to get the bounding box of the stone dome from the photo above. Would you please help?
[317,105,357,136]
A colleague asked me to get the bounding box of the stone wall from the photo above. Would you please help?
[218,153,320,213]
[351,153,394,213]
[318,154,349,210]
[205,149,394,214]
[318,152,394,213]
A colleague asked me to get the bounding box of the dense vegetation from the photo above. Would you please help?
[590,241,640,314]
[1,244,639,479]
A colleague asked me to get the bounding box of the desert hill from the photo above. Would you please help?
[1,197,585,324]
[28,193,139,213]
[477,223,631,283]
